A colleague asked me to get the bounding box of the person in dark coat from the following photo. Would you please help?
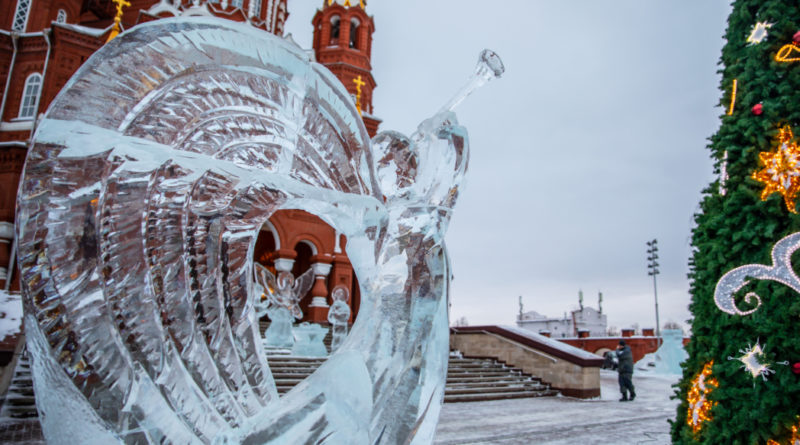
[616,340,635,401]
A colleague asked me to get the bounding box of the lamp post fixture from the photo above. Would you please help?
[646,239,661,347]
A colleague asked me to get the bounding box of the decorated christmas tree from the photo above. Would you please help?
[672,1,800,443]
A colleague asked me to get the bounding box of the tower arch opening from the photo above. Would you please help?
[349,17,360,49]
[329,15,340,45]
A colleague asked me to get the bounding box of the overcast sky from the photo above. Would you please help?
[286,1,733,332]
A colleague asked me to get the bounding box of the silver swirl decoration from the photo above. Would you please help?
[714,232,800,316]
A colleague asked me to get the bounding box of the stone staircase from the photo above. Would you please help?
[445,355,558,402]
[0,350,38,420]
[267,355,328,395]
[264,349,558,402]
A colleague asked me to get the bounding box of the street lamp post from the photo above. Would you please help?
[646,239,661,347]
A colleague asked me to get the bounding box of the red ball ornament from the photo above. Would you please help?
[793,30,800,44]
[752,103,763,115]
[793,362,800,375]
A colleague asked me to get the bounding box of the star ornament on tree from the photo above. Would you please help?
[729,340,788,381]
[747,21,773,44]
[751,126,800,213]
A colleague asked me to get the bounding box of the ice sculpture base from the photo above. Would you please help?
[291,323,329,357]
[264,308,295,349]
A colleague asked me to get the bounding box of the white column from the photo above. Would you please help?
[308,262,332,308]
[334,230,342,254]
[274,257,295,272]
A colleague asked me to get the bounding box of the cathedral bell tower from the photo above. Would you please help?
[312,0,380,137]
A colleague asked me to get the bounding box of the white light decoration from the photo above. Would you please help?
[720,150,729,196]
[714,231,800,315]
[747,21,773,45]
[728,341,787,381]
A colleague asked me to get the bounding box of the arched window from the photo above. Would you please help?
[56,9,67,23]
[12,0,32,32]
[329,15,340,45]
[18,73,42,119]
[349,17,360,49]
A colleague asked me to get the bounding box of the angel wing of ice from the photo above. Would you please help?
[292,268,316,309]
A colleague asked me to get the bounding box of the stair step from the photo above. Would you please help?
[445,384,548,395]
[447,381,540,389]
[446,375,541,384]
[447,371,519,378]
[444,389,559,403]
[267,356,327,362]
[268,362,325,368]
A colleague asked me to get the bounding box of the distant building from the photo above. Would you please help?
[570,306,607,337]
[517,291,608,338]
[516,311,573,338]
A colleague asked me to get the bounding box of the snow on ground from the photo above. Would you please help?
[0,290,22,342]
[435,370,681,445]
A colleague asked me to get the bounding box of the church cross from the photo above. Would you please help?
[353,75,366,115]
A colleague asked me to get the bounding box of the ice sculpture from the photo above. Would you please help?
[15,17,502,444]
[291,322,329,357]
[327,285,351,352]
[254,264,315,348]
[653,329,688,375]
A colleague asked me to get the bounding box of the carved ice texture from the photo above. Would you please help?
[327,285,351,353]
[291,323,328,357]
[16,17,501,444]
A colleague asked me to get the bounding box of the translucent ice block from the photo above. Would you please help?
[16,16,501,444]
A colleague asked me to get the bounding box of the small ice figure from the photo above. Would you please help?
[254,263,315,348]
[291,322,329,357]
[327,285,351,352]
[653,329,688,375]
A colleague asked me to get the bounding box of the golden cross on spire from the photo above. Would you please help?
[353,75,366,115]
[106,0,131,43]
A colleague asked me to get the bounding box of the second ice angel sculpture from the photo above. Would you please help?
[16,17,501,444]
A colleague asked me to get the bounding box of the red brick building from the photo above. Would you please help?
[0,0,378,324]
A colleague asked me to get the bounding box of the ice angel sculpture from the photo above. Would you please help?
[16,17,502,444]
[327,285,351,352]
[254,263,315,348]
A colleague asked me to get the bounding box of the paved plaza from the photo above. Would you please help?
[435,370,679,445]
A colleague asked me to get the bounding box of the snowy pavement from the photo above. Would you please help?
[435,370,680,445]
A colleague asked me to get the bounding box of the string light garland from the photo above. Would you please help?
[766,418,800,445]
[776,43,800,63]
[752,125,800,213]
[727,79,738,116]
[687,361,718,434]
[747,21,773,45]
